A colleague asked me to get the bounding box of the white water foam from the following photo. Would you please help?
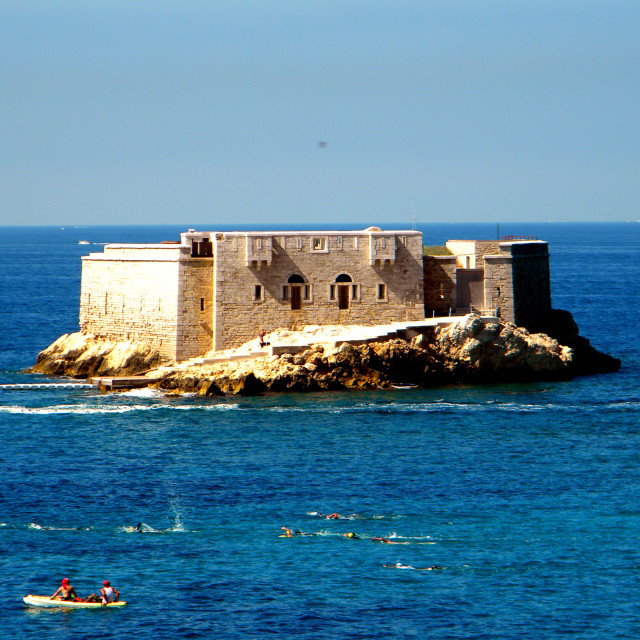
[1,398,632,417]
[0,402,240,415]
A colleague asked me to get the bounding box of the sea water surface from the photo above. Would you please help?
[1,223,639,639]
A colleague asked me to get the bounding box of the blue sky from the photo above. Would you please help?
[2,1,638,226]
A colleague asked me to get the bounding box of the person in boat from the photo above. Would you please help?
[50,578,81,601]
[84,580,120,605]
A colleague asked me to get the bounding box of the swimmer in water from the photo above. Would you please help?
[123,522,159,533]
[279,527,309,537]
[384,562,414,569]
[370,537,398,544]
[343,532,359,539]
[29,522,91,531]
[383,562,444,570]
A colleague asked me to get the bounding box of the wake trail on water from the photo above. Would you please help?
[0,403,240,415]
[1,398,639,416]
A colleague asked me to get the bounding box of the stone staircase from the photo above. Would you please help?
[161,316,485,370]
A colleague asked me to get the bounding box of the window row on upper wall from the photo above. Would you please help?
[229,235,409,253]
[252,278,388,310]
[282,236,361,252]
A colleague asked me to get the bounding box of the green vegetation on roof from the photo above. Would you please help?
[423,245,453,256]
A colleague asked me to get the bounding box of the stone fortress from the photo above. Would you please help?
[79,227,552,363]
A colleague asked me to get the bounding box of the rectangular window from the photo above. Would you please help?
[254,285,263,301]
[400,235,407,246]
[329,284,336,300]
[200,297,205,311]
[351,284,359,300]
[377,284,386,300]
[282,285,289,300]
[354,237,359,250]
[296,237,303,250]
[311,237,328,252]
[256,238,262,250]
[304,285,311,300]
[337,236,343,250]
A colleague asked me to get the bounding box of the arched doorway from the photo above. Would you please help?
[334,273,352,310]
[287,274,305,310]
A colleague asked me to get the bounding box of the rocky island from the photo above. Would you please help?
[31,311,619,395]
[28,228,620,394]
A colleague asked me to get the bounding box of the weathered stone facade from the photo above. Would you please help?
[445,239,551,329]
[78,229,552,363]
[422,255,457,317]
[484,241,551,330]
[80,228,425,360]
[212,229,424,352]
[80,244,213,361]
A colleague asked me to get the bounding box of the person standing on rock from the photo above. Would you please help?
[258,329,270,348]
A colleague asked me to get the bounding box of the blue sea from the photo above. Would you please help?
[1,222,639,639]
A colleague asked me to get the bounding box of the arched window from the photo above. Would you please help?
[335,273,352,283]
[288,274,305,284]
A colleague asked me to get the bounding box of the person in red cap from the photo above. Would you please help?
[84,580,120,605]
[100,580,120,605]
[50,578,81,601]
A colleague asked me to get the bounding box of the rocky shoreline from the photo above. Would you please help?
[29,311,620,395]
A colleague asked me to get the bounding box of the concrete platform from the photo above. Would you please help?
[90,376,161,391]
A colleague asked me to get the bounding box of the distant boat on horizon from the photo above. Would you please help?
[78,240,90,244]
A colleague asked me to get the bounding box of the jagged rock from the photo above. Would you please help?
[434,314,573,380]
[29,332,161,378]
[537,308,621,375]
[200,372,265,396]
[32,311,619,394]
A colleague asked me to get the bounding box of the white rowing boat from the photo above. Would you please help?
[23,594,127,609]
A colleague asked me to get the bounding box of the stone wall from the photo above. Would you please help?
[510,241,551,331]
[483,241,550,330]
[212,231,425,350]
[79,244,214,361]
[474,241,501,268]
[177,258,215,361]
[422,256,457,317]
[77,231,553,360]
[483,254,514,321]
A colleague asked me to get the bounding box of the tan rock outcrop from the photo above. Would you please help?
[31,310,618,395]
[434,314,573,379]
[29,332,162,378]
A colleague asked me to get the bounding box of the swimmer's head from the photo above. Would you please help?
[61,578,70,585]
[346,532,356,538]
